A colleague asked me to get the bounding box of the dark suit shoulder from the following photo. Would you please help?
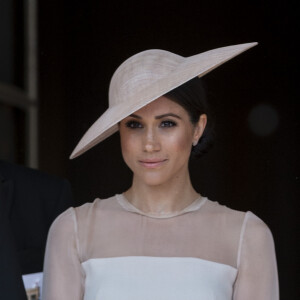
[0,160,68,187]
[0,160,73,274]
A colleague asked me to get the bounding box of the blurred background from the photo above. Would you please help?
[0,0,298,298]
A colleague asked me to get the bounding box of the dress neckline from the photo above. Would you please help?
[116,193,207,219]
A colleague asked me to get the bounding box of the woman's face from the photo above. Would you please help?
[119,96,206,187]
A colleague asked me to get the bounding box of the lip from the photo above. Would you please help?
[138,159,168,168]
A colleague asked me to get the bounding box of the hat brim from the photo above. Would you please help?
[70,42,257,159]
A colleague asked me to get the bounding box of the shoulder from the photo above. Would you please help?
[49,207,78,230]
[241,211,274,246]
[203,200,275,266]
[48,196,120,256]
[0,159,71,190]
[61,195,121,231]
[0,160,73,223]
[47,207,77,245]
[203,199,271,227]
[73,195,119,217]
[202,198,247,227]
[204,199,272,238]
[202,199,273,241]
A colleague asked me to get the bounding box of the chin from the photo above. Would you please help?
[136,172,172,187]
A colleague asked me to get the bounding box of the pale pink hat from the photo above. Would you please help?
[70,42,257,159]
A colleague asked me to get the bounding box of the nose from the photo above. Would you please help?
[143,128,160,152]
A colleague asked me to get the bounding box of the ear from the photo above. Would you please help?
[193,114,207,142]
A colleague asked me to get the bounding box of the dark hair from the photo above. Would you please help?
[164,77,214,158]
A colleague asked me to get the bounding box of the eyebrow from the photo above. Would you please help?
[129,113,182,120]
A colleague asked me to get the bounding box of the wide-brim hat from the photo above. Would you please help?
[70,42,257,159]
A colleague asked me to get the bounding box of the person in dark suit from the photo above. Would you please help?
[0,160,73,299]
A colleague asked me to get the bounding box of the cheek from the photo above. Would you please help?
[120,131,138,166]
[167,130,193,155]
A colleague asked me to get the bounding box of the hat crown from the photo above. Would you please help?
[109,49,183,107]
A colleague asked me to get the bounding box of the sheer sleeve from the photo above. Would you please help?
[42,207,85,300]
[233,212,279,299]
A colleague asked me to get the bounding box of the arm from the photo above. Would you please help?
[0,217,27,300]
[42,208,85,300]
[21,178,74,274]
[233,212,279,299]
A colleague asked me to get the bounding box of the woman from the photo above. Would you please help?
[43,42,279,299]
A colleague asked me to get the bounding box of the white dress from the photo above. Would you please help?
[42,194,279,299]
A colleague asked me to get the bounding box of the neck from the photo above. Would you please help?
[124,171,199,215]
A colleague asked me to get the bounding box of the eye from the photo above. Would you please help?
[160,120,177,128]
[125,120,143,129]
